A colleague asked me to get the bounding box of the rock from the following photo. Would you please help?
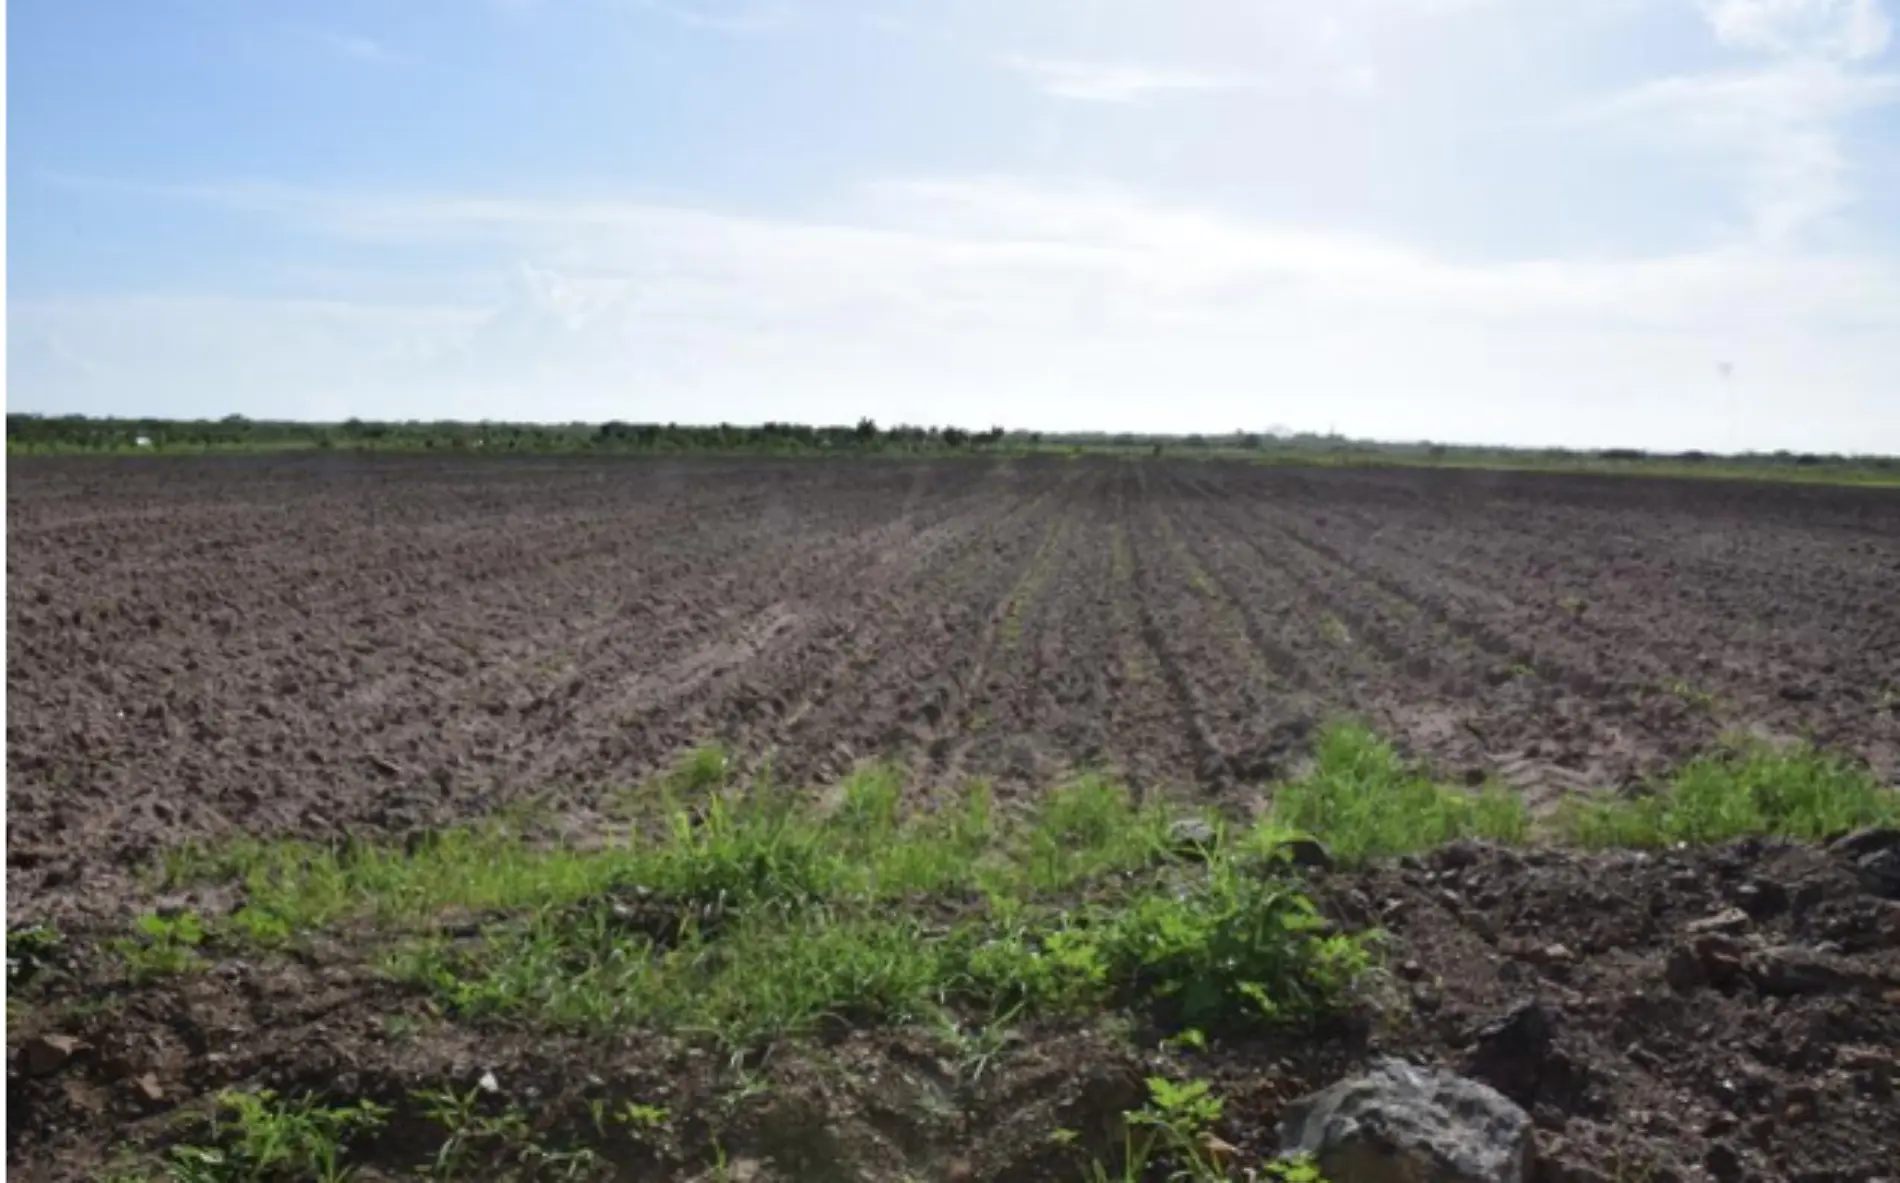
[19,1034,83,1077]
[1685,907,1751,936]
[130,1074,165,1105]
[1279,1057,1534,1183]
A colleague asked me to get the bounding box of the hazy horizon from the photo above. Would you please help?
[11,1,1900,453]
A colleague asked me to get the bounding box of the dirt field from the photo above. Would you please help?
[9,454,1900,1182]
[9,454,1900,923]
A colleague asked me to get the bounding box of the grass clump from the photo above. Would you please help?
[162,1089,388,1183]
[161,761,1370,1052]
[1268,723,1527,864]
[1561,741,1900,847]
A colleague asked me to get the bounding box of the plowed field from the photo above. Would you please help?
[9,454,1898,923]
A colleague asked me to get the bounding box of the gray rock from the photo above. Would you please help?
[1279,1058,1534,1183]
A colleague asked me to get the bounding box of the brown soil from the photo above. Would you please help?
[8,454,1900,1179]
[9,838,1898,1181]
[10,456,1898,923]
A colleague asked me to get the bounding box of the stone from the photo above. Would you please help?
[1279,1057,1534,1183]
[130,1074,165,1105]
[19,1034,83,1077]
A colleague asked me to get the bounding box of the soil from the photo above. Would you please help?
[8,836,1899,1181]
[8,454,1900,1179]
[9,455,1898,924]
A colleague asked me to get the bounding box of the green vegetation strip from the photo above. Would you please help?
[54,725,1900,1182]
[161,757,1373,1049]
[140,726,1900,1053]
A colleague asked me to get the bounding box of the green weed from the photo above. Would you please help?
[1561,741,1900,847]
[163,761,1365,1054]
[7,923,63,991]
[112,912,206,981]
[1269,723,1527,864]
[164,1089,387,1183]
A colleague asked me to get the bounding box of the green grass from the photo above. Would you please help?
[1267,723,1528,864]
[1560,740,1900,847]
[160,753,1369,1051]
[160,1089,388,1183]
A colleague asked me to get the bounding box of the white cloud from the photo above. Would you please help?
[1580,63,1899,240]
[1576,1,1898,244]
[1699,0,1892,60]
[1000,56,1255,102]
[14,178,1899,450]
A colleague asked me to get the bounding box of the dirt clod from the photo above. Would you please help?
[17,1035,83,1078]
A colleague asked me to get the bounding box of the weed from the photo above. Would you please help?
[1318,615,1351,646]
[1086,1076,1228,1183]
[672,744,731,794]
[1269,723,1527,864]
[413,1084,545,1179]
[7,923,63,991]
[112,912,206,981]
[1561,741,1900,847]
[614,1100,672,1133]
[164,1089,387,1183]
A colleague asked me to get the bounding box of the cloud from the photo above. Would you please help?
[1699,0,1892,60]
[14,176,1899,450]
[1580,63,1900,240]
[1575,1,1898,243]
[1000,56,1255,102]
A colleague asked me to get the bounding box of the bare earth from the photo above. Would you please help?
[8,454,1899,922]
[7,453,1900,1181]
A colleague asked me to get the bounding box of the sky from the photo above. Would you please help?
[8,0,1900,452]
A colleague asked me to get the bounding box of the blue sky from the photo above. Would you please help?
[9,0,1900,451]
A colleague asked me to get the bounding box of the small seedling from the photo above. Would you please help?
[615,1101,671,1132]
[112,912,205,981]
